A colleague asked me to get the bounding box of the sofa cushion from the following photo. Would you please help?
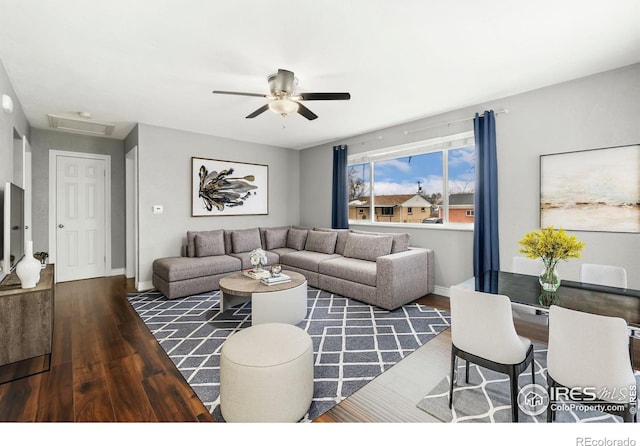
[153,255,241,281]
[343,232,393,262]
[280,251,341,273]
[351,229,410,254]
[231,228,262,253]
[269,247,297,258]
[286,228,308,251]
[319,256,378,287]
[259,225,290,250]
[186,230,225,257]
[313,227,350,255]
[264,227,289,250]
[193,231,226,257]
[304,230,338,254]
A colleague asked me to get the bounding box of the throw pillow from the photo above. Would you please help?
[343,232,393,262]
[264,228,289,250]
[231,228,262,253]
[286,228,308,251]
[304,230,338,254]
[193,231,225,257]
[351,229,410,253]
[313,227,350,255]
[186,230,224,257]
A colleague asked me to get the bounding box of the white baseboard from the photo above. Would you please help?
[433,285,450,297]
[137,280,154,291]
[110,268,125,276]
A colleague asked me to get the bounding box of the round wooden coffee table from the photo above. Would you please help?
[219,270,308,325]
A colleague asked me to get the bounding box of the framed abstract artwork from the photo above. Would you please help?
[192,157,268,216]
[540,144,640,233]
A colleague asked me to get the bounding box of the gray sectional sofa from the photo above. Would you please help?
[152,225,434,310]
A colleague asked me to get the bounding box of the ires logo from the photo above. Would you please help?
[518,384,637,418]
[550,385,636,403]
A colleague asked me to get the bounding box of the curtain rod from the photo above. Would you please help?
[346,109,509,146]
[403,108,509,135]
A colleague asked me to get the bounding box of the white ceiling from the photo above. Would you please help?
[0,0,639,150]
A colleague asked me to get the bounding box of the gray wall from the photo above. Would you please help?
[0,59,29,190]
[136,124,300,286]
[30,128,126,268]
[300,63,640,290]
[124,124,138,152]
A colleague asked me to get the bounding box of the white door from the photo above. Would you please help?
[55,155,106,282]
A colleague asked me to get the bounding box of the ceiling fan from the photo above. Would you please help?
[212,69,350,121]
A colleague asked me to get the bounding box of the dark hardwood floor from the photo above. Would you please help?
[0,275,212,422]
[0,276,636,423]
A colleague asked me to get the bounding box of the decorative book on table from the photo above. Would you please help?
[243,269,272,280]
[260,273,291,286]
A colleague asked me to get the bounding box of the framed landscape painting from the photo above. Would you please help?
[192,157,268,216]
[540,144,640,233]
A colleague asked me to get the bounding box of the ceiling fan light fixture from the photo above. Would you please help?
[213,68,350,120]
[268,98,299,116]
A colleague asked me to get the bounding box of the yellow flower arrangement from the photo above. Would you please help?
[519,226,585,292]
[519,226,585,265]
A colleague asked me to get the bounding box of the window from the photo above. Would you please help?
[348,162,370,222]
[348,132,475,225]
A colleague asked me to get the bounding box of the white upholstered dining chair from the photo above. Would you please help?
[580,263,628,288]
[448,285,535,422]
[546,305,637,422]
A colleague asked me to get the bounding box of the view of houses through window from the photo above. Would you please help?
[348,133,475,225]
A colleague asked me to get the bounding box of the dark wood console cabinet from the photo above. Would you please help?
[0,264,54,382]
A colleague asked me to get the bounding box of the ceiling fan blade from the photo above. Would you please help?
[245,104,270,119]
[296,102,318,121]
[213,90,268,98]
[297,92,351,101]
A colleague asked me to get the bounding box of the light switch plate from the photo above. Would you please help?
[152,205,163,214]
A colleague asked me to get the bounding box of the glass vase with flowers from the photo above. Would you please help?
[518,226,585,293]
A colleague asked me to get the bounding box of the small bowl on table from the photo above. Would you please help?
[271,264,282,277]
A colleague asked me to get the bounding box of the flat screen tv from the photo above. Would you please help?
[0,182,25,282]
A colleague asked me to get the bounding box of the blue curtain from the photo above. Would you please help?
[473,111,499,290]
[331,144,349,229]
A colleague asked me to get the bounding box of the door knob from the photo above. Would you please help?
[58,224,64,228]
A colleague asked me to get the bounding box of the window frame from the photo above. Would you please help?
[347,131,475,228]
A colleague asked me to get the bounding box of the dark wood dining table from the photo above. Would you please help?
[473,270,640,330]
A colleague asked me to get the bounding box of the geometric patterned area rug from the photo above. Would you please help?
[417,342,639,423]
[127,287,451,422]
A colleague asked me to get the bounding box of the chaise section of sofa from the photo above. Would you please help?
[152,227,277,299]
[152,255,241,299]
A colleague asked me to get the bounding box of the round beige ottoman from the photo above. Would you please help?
[220,323,314,422]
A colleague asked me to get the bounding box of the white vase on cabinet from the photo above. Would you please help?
[16,241,41,289]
